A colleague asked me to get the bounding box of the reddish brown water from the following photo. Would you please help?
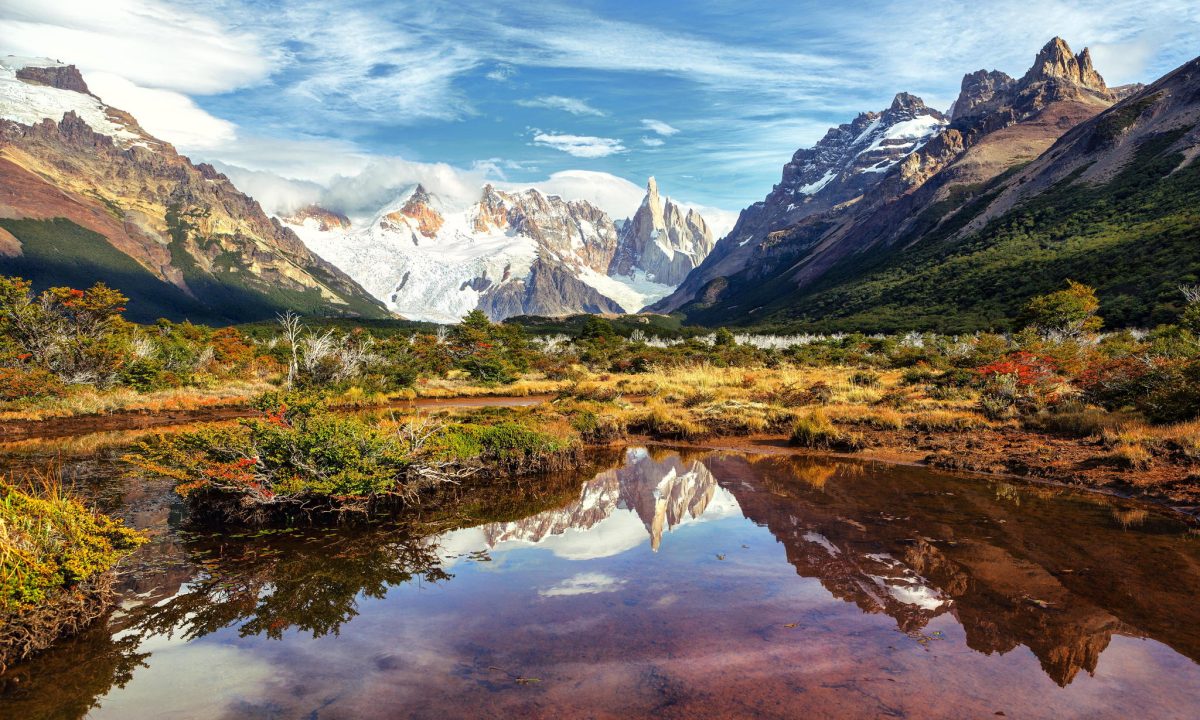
[2,444,1199,719]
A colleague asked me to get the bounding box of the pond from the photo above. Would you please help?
[2,435,1199,719]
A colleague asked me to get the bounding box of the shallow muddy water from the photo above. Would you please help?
[2,435,1200,719]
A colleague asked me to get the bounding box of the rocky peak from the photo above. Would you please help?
[1035,38,1101,88]
[609,177,714,286]
[950,70,1015,120]
[950,38,1112,129]
[1020,37,1108,92]
[391,184,443,239]
[285,204,351,232]
[473,183,511,232]
[15,63,91,95]
[889,92,928,114]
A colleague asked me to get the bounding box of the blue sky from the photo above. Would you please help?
[3,0,1199,227]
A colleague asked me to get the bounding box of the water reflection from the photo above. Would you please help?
[448,448,740,557]
[3,446,1200,719]
[129,528,451,642]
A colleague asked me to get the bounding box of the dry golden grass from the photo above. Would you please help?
[904,410,987,432]
[0,380,274,422]
[413,376,567,399]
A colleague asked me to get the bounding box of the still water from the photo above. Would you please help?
[2,438,1199,719]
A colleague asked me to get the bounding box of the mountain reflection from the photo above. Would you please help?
[700,453,1200,687]
[446,449,1200,688]
[11,446,1198,718]
[474,447,739,553]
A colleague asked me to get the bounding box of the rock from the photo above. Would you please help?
[15,64,91,95]
[609,177,715,286]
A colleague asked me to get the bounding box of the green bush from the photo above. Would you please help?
[1,478,145,616]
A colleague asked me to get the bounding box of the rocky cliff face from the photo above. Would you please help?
[609,177,715,287]
[653,92,948,312]
[283,205,352,232]
[0,56,388,323]
[655,37,1119,318]
[289,178,712,321]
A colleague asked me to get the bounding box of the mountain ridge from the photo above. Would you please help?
[286,177,716,322]
[0,55,389,324]
[666,43,1200,331]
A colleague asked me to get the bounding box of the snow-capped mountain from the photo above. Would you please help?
[285,178,716,322]
[653,37,1120,318]
[773,92,948,217]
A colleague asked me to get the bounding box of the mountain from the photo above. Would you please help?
[0,56,388,324]
[608,177,715,287]
[653,38,1200,332]
[286,178,716,322]
[654,91,950,313]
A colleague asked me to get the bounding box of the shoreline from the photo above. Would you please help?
[3,395,1197,525]
[637,434,1200,526]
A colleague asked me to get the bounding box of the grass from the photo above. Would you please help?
[790,410,866,452]
[0,380,275,422]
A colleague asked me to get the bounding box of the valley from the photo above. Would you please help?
[1,12,1199,720]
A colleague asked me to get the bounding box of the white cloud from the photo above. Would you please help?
[0,0,270,94]
[85,72,236,150]
[504,170,645,219]
[485,63,516,81]
[532,132,626,158]
[682,203,740,240]
[200,135,370,184]
[641,137,665,147]
[209,164,325,217]
[641,118,679,136]
[539,572,626,597]
[516,95,606,116]
[276,6,480,124]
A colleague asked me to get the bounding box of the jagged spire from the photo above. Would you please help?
[1020,36,1107,91]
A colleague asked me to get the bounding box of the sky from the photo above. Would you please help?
[2,0,1198,231]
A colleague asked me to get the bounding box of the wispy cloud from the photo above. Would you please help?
[532,132,626,158]
[485,63,517,82]
[641,119,679,136]
[7,0,1199,213]
[539,572,625,597]
[517,95,606,116]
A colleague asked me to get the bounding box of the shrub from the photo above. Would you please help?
[849,370,881,387]
[1023,405,1125,438]
[568,407,628,443]
[127,394,417,519]
[427,421,577,473]
[0,367,66,402]
[694,400,793,435]
[629,400,706,439]
[1,473,145,670]
[1020,280,1103,337]
[1110,442,1152,470]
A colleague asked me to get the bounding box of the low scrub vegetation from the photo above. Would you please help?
[0,471,145,671]
[6,270,1200,504]
[126,393,581,523]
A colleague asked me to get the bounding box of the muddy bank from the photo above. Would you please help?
[0,394,554,442]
